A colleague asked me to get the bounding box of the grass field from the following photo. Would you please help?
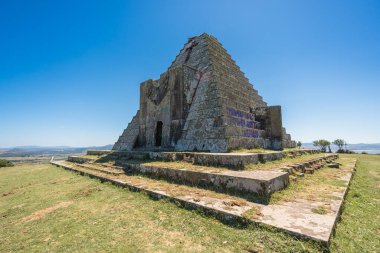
[1,154,379,252]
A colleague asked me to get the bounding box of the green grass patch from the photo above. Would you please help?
[0,163,324,252]
[330,154,380,252]
[311,206,329,215]
[242,207,262,219]
[1,154,379,252]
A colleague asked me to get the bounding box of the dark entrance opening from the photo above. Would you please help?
[155,121,163,147]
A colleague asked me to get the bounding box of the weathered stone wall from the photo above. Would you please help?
[174,35,228,151]
[67,156,92,163]
[113,111,140,151]
[137,66,190,149]
[194,34,275,151]
[87,150,112,155]
[175,34,274,152]
[282,128,297,148]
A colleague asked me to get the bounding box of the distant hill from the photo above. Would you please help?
[0,145,113,157]
[1,143,379,157]
[302,143,380,152]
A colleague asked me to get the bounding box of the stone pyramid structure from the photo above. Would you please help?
[114,33,295,152]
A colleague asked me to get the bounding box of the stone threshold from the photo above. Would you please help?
[51,158,357,246]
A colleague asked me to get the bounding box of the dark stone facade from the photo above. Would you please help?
[113,34,296,152]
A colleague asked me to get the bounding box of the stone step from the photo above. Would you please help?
[282,149,320,158]
[281,166,293,174]
[75,163,124,176]
[293,171,305,177]
[84,149,328,169]
[93,151,150,162]
[327,162,340,168]
[148,151,284,169]
[68,154,338,197]
[304,168,315,174]
[290,163,306,173]
[68,156,93,163]
[87,150,112,156]
[84,150,284,169]
[280,154,338,176]
[51,157,356,245]
[52,160,259,215]
[67,161,289,197]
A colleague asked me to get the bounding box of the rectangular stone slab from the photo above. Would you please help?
[126,163,289,196]
[157,151,283,168]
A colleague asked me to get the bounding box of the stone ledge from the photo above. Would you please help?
[84,149,326,169]
[67,156,93,164]
[124,163,289,197]
[86,150,112,155]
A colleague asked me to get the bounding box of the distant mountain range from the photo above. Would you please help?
[1,143,379,157]
[0,145,113,157]
[302,143,380,151]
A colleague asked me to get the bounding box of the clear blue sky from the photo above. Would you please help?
[1,0,379,147]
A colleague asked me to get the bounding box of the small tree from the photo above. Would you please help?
[313,139,331,152]
[296,141,302,149]
[0,159,14,168]
[333,139,345,152]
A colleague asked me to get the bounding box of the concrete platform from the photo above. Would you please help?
[51,157,356,245]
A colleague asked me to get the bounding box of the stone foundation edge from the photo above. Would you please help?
[50,160,354,246]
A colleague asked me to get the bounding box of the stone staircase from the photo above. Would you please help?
[118,162,289,197]
[280,154,338,181]
[63,150,338,200]
[52,150,344,244]
[112,110,140,151]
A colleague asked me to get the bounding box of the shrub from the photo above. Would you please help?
[0,159,14,168]
[333,139,345,152]
[313,139,331,152]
